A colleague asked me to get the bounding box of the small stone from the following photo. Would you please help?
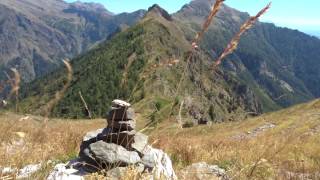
[47,163,85,180]
[18,163,42,179]
[112,99,131,108]
[82,128,104,142]
[105,131,136,148]
[107,120,136,131]
[108,107,135,121]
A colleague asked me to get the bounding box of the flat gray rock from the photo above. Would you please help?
[105,131,136,148]
[89,141,141,165]
[132,132,148,153]
[108,107,135,121]
[107,120,136,131]
[82,128,104,142]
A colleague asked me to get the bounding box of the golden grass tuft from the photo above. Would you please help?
[0,112,105,178]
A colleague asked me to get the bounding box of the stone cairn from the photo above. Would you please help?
[77,99,177,179]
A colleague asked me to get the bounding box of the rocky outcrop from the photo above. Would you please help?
[147,4,172,21]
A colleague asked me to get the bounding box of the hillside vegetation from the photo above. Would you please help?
[19,6,261,123]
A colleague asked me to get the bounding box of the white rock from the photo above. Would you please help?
[141,145,177,180]
[17,163,42,179]
[82,128,104,142]
[1,167,17,174]
[112,99,131,107]
[47,163,84,180]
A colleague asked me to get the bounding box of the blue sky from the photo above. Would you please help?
[65,0,320,36]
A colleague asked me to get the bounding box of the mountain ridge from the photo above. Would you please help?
[173,0,320,111]
[0,0,146,82]
[19,6,262,123]
[7,1,320,121]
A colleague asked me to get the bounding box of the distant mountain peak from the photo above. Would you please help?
[69,1,113,15]
[147,4,172,21]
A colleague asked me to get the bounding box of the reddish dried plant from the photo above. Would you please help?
[2,68,21,112]
[214,3,271,67]
[193,0,225,45]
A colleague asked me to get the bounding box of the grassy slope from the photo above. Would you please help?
[0,99,319,178]
[150,99,320,179]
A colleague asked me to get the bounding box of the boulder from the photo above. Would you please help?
[141,145,177,180]
[79,128,111,161]
[88,141,141,166]
[178,162,228,180]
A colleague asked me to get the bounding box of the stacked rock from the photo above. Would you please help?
[78,99,177,179]
[79,100,147,167]
[105,100,139,150]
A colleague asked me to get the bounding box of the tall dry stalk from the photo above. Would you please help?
[175,0,225,93]
[5,68,21,112]
[170,2,270,126]
[214,3,271,67]
[166,0,225,126]
[193,0,225,45]
[44,59,73,124]
[10,68,21,112]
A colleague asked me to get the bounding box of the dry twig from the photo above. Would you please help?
[79,91,92,119]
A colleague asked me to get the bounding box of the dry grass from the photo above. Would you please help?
[0,112,105,169]
[149,99,320,179]
[0,99,319,179]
